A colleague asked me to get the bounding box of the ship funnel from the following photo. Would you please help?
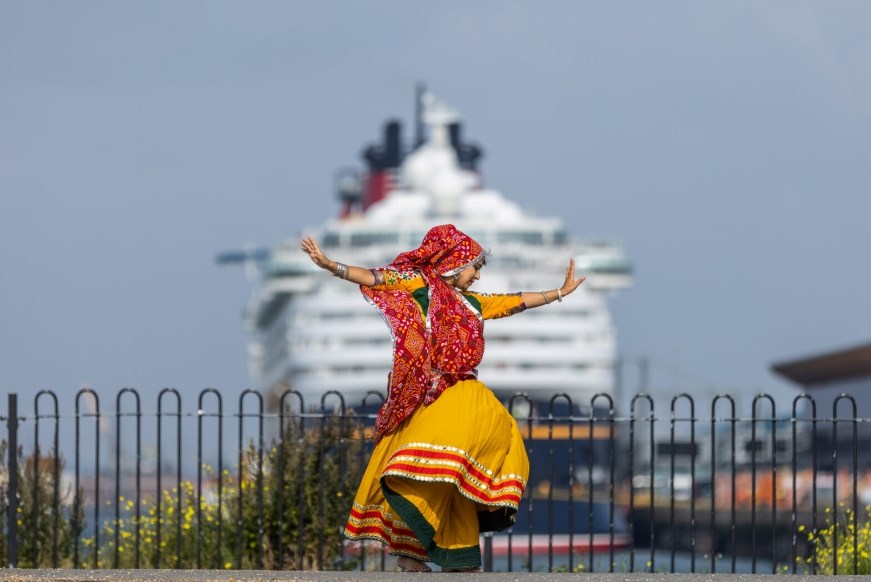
[448,122,483,172]
[448,122,462,154]
[384,120,401,168]
[363,119,403,171]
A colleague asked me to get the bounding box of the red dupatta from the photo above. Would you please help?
[361,224,487,440]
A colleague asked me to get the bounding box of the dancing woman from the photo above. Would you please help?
[301,224,585,572]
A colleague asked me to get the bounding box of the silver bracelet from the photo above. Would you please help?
[333,263,348,279]
[556,288,563,302]
[540,290,550,304]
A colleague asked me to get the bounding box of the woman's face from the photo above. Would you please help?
[451,263,482,291]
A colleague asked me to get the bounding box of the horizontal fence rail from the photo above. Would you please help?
[1,388,869,573]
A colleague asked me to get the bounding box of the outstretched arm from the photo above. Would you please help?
[521,258,586,308]
[300,236,377,287]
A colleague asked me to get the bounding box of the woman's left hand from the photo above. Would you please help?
[560,258,586,297]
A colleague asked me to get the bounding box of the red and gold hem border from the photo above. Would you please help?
[345,504,429,561]
[383,442,526,508]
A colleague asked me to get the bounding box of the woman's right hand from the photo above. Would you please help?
[300,236,332,271]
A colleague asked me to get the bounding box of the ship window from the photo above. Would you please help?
[497,230,543,245]
[344,337,389,346]
[319,312,356,320]
[322,232,340,247]
[350,232,398,247]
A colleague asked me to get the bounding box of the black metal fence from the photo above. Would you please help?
[1,388,869,574]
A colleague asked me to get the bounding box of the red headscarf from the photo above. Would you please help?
[390,224,485,278]
[362,224,486,440]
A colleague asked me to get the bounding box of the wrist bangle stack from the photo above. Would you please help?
[333,263,348,279]
[556,288,563,302]
[540,291,550,304]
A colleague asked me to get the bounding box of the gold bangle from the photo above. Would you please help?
[540,291,550,304]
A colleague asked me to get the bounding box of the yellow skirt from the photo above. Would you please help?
[345,379,529,569]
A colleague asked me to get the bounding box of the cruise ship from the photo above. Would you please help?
[231,90,632,416]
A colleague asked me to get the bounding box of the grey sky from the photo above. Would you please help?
[2,1,869,414]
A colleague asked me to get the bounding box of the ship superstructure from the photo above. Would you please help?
[241,92,632,414]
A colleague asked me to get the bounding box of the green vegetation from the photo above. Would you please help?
[0,441,83,567]
[0,414,365,570]
[803,505,871,575]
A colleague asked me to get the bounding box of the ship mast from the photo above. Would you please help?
[415,81,426,148]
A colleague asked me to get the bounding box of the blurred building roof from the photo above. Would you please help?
[771,342,871,388]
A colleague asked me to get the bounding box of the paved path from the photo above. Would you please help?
[1,572,870,582]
